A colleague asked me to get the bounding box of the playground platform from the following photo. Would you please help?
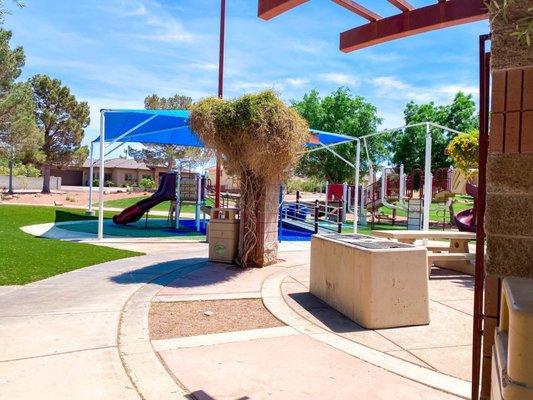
[3,229,474,399]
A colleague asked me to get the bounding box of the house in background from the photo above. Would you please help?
[206,165,239,193]
[50,158,168,187]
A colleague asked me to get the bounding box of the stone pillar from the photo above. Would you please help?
[481,3,533,396]
[252,182,280,266]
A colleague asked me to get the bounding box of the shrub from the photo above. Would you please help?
[105,180,115,187]
[191,90,309,267]
[0,161,41,177]
[139,177,155,190]
[65,195,77,202]
[446,130,479,178]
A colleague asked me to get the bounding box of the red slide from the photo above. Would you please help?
[112,173,176,225]
[454,182,477,233]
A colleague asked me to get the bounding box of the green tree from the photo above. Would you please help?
[30,74,90,193]
[390,92,478,173]
[292,87,384,183]
[0,29,40,193]
[129,93,211,171]
[0,1,23,24]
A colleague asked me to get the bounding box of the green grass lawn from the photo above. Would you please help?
[0,204,143,285]
[104,196,214,214]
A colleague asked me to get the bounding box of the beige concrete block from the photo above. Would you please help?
[499,277,533,386]
[485,193,533,237]
[487,153,533,194]
[486,235,533,278]
[310,235,429,329]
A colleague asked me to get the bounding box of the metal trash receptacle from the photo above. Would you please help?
[208,208,240,263]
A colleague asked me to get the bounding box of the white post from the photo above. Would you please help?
[423,122,432,234]
[399,163,405,201]
[87,141,94,215]
[98,111,105,240]
[195,174,201,231]
[353,139,360,233]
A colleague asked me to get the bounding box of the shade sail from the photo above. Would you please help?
[94,109,355,148]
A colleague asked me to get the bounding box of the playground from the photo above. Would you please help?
[2,0,532,399]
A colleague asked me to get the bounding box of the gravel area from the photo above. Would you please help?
[149,299,284,340]
[2,190,143,207]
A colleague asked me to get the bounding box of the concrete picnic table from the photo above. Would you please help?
[372,230,477,275]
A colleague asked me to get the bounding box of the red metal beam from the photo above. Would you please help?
[331,0,382,22]
[340,0,488,52]
[387,0,414,12]
[258,0,309,20]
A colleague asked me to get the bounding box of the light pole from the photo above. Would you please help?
[214,0,226,208]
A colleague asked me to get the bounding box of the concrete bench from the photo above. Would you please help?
[372,230,476,276]
[427,252,475,275]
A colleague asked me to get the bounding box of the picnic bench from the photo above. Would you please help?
[371,230,476,275]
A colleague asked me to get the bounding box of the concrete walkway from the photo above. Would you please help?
[1,229,474,399]
[0,244,208,399]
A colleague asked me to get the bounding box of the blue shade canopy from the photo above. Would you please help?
[94,109,355,148]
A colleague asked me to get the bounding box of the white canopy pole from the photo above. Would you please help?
[87,141,94,215]
[423,122,432,235]
[353,139,360,233]
[98,111,105,240]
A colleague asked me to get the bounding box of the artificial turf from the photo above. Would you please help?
[0,204,143,285]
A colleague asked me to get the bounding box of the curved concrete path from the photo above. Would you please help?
[0,243,209,400]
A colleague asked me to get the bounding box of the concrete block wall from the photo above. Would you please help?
[0,175,61,191]
[485,66,533,278]
[481,65,533,399]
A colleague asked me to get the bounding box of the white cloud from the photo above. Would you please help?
[370,76,478,104]
[285,78,308,87]
[123,4,148,17]
[230,81,284,92]
[372,76,409,91]
[144,16,197,42]
[193,62,218,71]
[319,72,358,86]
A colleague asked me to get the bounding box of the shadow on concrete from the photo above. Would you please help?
[287,291,367,334]
[429,267,474,290]
[108,259,247,289]
[109,258,209,285]
[187,391,249,400]
[161,263,248,290]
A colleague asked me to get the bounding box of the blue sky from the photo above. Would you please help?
[5,0,489,147]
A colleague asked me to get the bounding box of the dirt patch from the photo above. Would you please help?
[1,190,142,207]
[149,299,284,340]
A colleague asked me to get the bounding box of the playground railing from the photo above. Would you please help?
[280,199,343,234]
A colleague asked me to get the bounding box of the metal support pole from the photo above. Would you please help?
[97,111,105,240]
[471,33,491,400]
[423,122,432,234]
[214,0,226,209]
[87,142,94,215]
[314,199,319,234]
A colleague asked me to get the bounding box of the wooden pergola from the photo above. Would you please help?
[258,0,487,52]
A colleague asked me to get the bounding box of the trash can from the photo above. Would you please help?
[208,208,240,263]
